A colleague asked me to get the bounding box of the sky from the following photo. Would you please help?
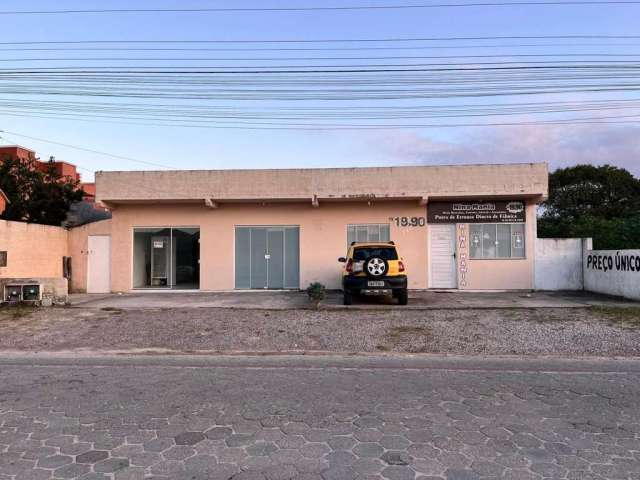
[0,0,639,181]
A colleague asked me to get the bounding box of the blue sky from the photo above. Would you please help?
[0,0,639,180]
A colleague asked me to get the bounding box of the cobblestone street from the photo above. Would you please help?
[0,355,639,480]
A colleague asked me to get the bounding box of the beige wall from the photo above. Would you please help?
[108,200,538,292]
[67,219,112,293]
[109,201,429,291]
[0,220,68,278]
[456,202,537,290]
[97,163,548,204]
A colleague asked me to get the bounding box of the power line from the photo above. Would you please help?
[2,53,640,63]
[0,130,173,169]
[1,110,639,130]
[5,43,640,52]
[1,35,640,45]
[0,2,639,15]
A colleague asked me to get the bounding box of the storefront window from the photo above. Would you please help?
[133,227,200,289]
[347,224,390,245]
[470,224,525,259]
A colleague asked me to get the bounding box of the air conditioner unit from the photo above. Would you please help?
[22,284,41,303]
[4,284,22,303]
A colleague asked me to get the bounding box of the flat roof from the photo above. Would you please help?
[96,162,549,205]
[0,145,36,154]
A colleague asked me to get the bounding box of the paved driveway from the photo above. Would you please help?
[1,354,639,480]
[69,290,638,310]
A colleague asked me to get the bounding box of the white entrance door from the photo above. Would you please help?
[430,225,457,288]
[87,236,111,293]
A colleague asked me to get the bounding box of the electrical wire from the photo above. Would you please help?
[0,130,172,169]
[1,2,640,15]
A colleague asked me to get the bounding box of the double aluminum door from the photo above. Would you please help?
[235,226,299,289]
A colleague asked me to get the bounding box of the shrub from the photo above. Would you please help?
[306,282,326,309]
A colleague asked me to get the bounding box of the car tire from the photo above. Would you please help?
[397,289,408,305]
[365,257,389,278]
[343,290,353,306]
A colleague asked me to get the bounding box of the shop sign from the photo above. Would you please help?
[427,200,526,224]
[586,252,640,273]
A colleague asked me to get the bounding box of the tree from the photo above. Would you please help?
[538,164,640,249]
[0,156,84,226]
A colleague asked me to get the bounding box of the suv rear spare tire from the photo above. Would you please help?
[365,257,388,278]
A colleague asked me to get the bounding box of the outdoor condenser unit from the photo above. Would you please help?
[22,284,41,302]
[151,236,170,287]
[4,284,22,303]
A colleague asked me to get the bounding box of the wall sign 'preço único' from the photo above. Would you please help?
[427,201,526,224]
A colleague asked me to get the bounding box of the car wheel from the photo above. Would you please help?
[365,257,388,278]
[397,289,408,305]
[343,290,353,306]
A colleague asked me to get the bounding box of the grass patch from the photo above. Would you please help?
[388,325,431,336]
[100,307,124,315]
[0,305,36,321]
[592,306,640,328]
[386,325,432,342]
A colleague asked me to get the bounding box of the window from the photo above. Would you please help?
[347,224,390,245]
[0,251,6,267]
[353,247,398,262]
[470,224,525,259]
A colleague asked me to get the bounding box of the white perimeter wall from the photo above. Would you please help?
[535,238,591,291]
[584,250,640,301]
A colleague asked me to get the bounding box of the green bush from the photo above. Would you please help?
[306,282,326,309]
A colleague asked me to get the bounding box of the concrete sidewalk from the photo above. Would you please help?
[68,289,638,310]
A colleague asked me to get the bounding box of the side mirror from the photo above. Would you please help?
[338,257,347,263]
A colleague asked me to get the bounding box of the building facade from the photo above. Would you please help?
[93,163,548,293]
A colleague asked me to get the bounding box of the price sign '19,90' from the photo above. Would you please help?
[389,217,426,227]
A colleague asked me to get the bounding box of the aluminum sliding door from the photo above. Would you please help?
[235,226,299,289]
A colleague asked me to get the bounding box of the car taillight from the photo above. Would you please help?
[398,261,405,272]
[346,259,353,273]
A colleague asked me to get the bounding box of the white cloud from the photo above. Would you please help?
[370,124,640,175]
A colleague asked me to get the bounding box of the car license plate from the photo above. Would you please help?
[368,281,385,287]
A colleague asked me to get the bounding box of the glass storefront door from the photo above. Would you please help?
[133,227,200,289]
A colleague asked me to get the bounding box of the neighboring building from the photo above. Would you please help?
[0,145,85,186]
[91,163,549,293]
[0,189,8,215]
[81,183,96,203]
[0,145,37,163]
[0,145,108,225]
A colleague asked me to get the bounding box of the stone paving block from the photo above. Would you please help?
[36,455,73,469]
[94,457,130,473]
[381,452,411,466]
[14,468,52,480]
[143,437,174,452]
[205,426,233,440]
[129,451,162,467]
[76,450,109,464]
[53,463,91,479]
[174,432,205,446]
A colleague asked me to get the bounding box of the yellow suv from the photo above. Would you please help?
[338,242,408,306]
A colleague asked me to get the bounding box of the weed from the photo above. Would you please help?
[592,306,640,328]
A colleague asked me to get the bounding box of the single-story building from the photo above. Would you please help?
[89,163,548,293]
